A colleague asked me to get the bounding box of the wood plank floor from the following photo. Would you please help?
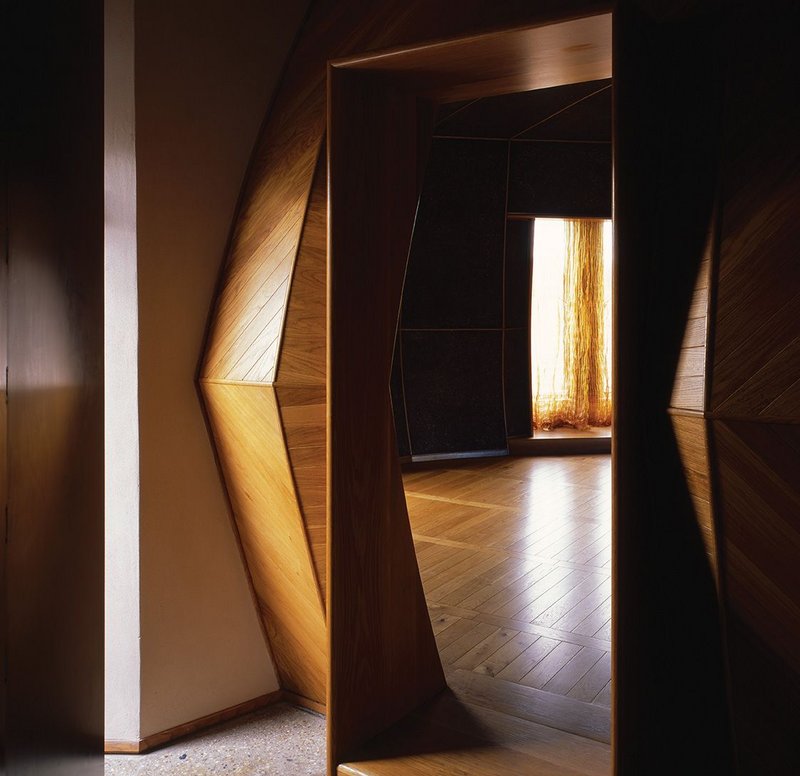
[406,454,612,734]
[339,454,612,775]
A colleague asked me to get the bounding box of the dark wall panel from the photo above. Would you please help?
[519,86,611,142]
[391,334,411,457]
[397,101,612,457]
[508,140,611,217]
[4,1,104,773]
[435,79,609,140]
[504,328,532,438]
[403,331,506,456]
[504,219,532,329]
[401,138,507,329]
[503,220,532,438]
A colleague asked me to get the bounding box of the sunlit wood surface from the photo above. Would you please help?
[338,454,612,775]
[405,455,612,737]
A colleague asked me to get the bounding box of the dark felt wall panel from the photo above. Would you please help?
[504,219,532,329]
[391,333,411,457]
[402,331,506,456]
[435,79,609,140]
[401,138,507,330]
[519,86,611,142]
[508,140,611,217]
[504,328,532,438]
[395,101,611,457]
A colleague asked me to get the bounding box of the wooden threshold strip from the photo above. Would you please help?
[339,673,610,776]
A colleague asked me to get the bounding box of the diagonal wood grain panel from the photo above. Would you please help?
[670,414,718,585]
[277,150,327,388]
[670,255,710,412]
[276,384,327,593]
[712,420,800,676]
[273,149,328,593]
[706,4,800,772]
[201,380,327,703]
[709,0,800,423]
[710,418,800,775]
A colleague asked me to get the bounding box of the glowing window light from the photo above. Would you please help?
[530,218,612,429]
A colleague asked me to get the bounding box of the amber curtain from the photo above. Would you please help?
[532,219,612,430]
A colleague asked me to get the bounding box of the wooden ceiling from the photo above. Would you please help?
[434,78,611,140]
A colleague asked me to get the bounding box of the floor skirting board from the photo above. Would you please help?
[103,689,310,754]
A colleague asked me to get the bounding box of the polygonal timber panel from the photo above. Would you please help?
[201,380,326,704]
[670,413,717,585]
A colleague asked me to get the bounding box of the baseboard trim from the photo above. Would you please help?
[508,436,611,456]
[105,688,288,754]
[104,739,141,754]
[282,689,326,716]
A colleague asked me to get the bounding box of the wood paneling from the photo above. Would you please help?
[201,380,326,704]
[670,255,711,413]
[670,414,717,583]
[403,455,612,748]
[0,78,7,774]
[328,68,445,770]
[277,384,327,592]
[276,150,328,388]
[199,3,614,773]
[614,3,735,774]
[5,2,104,772]
[326,8,610,771]
[706,5,800,770]
[199,7,612,760]
[335,14,612,102]
[341,661,609,776]
[274,150,329,593]
[340,696,610,776]
[328,14,613,767]
[712,420,800,775]
[713,421,800,675]
[709,0,800,423]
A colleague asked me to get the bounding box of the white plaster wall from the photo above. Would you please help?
[105,0,311,742]
[133,0,311,737]
[104,0,141,744]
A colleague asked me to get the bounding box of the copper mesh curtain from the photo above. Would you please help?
[532,218,612,430]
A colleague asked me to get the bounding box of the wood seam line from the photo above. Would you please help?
[413,533,611,574]
[274,137,326,385]
[510,83,612,140]
[274,386,327,611]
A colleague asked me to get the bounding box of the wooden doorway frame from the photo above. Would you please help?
[327,5,733,774]
[326,14,613,772]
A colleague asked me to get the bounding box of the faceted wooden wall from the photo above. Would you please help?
[198,0,612,727]
[663,2,800,772]
[707,2,800,771]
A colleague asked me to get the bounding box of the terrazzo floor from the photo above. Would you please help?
[104,703,326,776]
